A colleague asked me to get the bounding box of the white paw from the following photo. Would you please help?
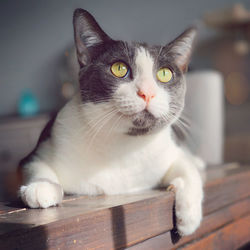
[171,178,203,236]
[20,180,63,208]
[175,200,202,236]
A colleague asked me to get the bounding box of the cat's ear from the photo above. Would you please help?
[167,27,197,72]
[73,9,111,67]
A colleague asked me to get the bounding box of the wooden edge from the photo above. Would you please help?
[0,192,175,250]
[1,164,249,216]
[181,214,250,250]
[0,205,26,215]
[127,197,250,250]
[0,165,249,249]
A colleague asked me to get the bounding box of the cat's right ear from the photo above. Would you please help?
[73,9,111,67]
[166,27,197,73]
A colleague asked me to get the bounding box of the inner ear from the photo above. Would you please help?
[166,27,197,72]
[73,9,111,67]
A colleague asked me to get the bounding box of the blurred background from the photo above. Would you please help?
[0,0,250,200]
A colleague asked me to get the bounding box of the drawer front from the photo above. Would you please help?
[0,118,49,172]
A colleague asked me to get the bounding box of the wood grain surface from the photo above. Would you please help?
[181,215,250,250]
[127,197,250,249]
[0,164,249,250]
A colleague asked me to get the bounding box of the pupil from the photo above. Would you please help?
[118,64,121,71]
[163,70,165,76]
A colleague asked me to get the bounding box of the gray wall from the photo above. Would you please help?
[1,0,249,116]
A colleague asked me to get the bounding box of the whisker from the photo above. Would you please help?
[104,113,124,142]
[85,110,119,152]
[84,108,118,137]
[75,108,117,138]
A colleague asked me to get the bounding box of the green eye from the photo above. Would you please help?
[157,68,173,83]
[111,62,128,78]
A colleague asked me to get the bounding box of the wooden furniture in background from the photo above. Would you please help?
[0,115,50,200]
[0,114,50,172]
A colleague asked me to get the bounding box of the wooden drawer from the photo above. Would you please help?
[0,114,50,172]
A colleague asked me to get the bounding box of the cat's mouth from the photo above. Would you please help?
[117,109,156,126]
[123,108,171,136]
[131,110,156,128]
[126,110,161,136]
[116,108,168,136]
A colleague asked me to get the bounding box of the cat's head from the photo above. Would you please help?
[73,9,197,136]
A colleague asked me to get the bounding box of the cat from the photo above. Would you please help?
[19,8,205,236]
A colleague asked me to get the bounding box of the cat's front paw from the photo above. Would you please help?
[171,178,202,236]
[20,180,63,208]
[175,200,202,236]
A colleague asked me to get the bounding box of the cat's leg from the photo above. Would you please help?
[162,153,205,236]
[19,161,63,208]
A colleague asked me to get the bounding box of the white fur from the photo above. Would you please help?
[162,152,204,235]
[19,47,204,236]
[84,30,102,48]
[114,48,170,118]
[20,180,63,208]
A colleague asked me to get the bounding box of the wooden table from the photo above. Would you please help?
[0,163,249,250]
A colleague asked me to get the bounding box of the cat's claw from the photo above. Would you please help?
[166,184,175,192]
[20,181,63,208]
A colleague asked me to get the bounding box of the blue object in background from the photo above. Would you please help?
[18,90,40,117]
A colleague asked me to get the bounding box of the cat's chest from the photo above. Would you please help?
[56,125,178,195]
[78,144,175,194]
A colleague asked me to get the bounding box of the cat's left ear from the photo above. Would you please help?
[73,9,111,67]
[167,27,197,73]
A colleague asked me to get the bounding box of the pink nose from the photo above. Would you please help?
[137,90,155,104]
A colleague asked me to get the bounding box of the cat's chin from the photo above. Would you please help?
[127,127,152,136]
[127,122,166,136]
[122,110,168,136]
